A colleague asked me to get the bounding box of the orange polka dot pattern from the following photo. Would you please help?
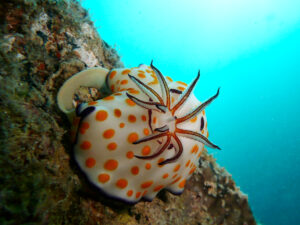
[72,64,208,203]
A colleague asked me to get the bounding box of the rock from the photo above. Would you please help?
[0,0,256,224]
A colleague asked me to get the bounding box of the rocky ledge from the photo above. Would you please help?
[0,1,256,224]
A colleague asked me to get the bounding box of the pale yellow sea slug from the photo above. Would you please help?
[57,61,220,203]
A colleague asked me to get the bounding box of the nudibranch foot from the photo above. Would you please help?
[57,62,220,203]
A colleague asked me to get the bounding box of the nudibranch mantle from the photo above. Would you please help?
[57,62,220,203]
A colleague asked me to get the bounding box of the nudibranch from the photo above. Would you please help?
[57,61,220,203]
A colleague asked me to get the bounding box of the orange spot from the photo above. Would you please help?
[145,69,152,73]
[120,79,128,85]
[128,132,139,143]
[177,81,187,86]
[85,157,96,168]
[138,73,146,78]
[109,70,117,79]
[141,115,147,121]
[79,122,90,134]
[148,80,158,86]
[126,151,134,159]
[127,190,133,197]
[153,117,157,124]
[189,167,196,175]
[166,76,173,82]
[148,75,159,85]
[141,181,153,189]
[107,142,117,151]
[96,110,108,121]
[103,95,114,101]
[145,163,151,170]
[128,114,136,123]
[201,129,205,134]
[129,89,139,94]
[171,176,181,184]
[203,110,206,116]
[171,96,175,104]
[110,84,115,91]
[125,98,136,106]
[158,158,165,167]
[191,145,199,154]
[143,128,149,135]
[114,109,122,117]
[142,190,148,196]
[154,185,164,192]
[104,159,118,171]
[185,160,191,167]
[131,166,139,175]
[190,116,197,123]
[103,129,115,139]
[88,101,97,105]
[172,174,178,178]
[173,164,181,172]
[116,178,128,189]
[136,192,141,198]
[207,131,209,138]
[114,92,122,96]
[121,69,131,75]
[119,122,125,128]
[80,141,91,150]
[178,86,185,91]
[79,128,87,135]
[179,179,186,188]
[198,151,203,158]
[98,173,110,183]
[162,173,169,179]
[142,145,151,156]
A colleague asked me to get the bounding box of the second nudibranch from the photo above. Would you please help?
[58,62,220,203]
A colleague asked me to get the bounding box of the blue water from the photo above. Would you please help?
[82,1,300,224]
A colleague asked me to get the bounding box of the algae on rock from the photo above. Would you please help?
[0,0,256,224]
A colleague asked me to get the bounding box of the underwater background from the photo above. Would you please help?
[82,1,300,224]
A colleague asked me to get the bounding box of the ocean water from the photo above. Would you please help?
[82,1,300,224]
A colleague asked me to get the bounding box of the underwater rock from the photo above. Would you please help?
[0,0,256,224]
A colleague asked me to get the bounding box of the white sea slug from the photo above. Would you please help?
[57,61,220,203]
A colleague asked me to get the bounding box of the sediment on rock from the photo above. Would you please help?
[0,0,256,224]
